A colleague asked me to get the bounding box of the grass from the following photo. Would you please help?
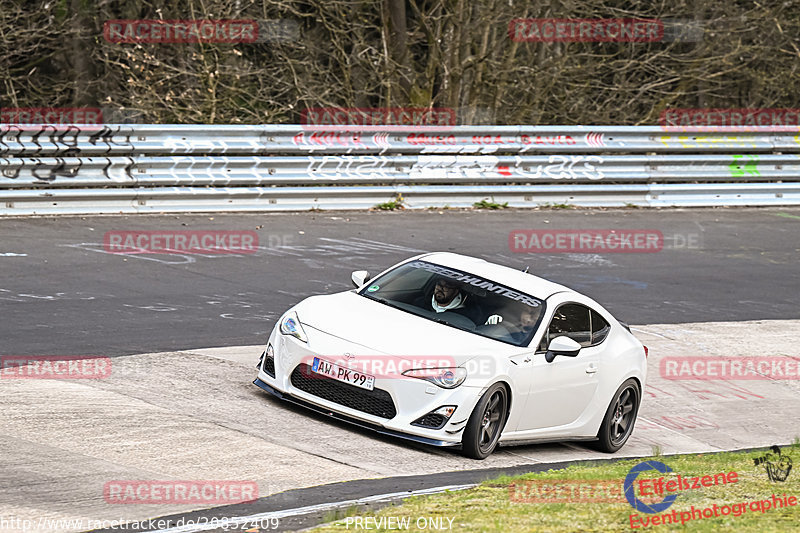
[310,443,800,532]
[538,202,575,209]
[473,198,509,209]
[373,193,405,211]
[320,504,363,525]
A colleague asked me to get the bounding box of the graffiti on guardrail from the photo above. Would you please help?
[1,158,85,182]
[658,135,760,149]
[292,131,368,149]
[1,156,136,183]
[0,124,83,156]
[405,133,580,147]
[289,131,595,151]
[497,155,605,180]
[87,126,134,152]
[0,124,133,159]
[30,158,83,182]
[305,156,393,177]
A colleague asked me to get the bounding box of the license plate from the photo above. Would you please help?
[311,357,375,391]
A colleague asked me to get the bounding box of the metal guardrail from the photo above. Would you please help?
[1,154,798,188]
[2,124,799,214]
[3,124,800,155]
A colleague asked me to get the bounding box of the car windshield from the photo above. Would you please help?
[358,260,545,347]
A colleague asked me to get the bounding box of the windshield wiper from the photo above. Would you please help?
[372,297,405,312]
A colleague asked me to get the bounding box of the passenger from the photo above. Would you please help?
[486,306,539,343]
[511,306,539,343]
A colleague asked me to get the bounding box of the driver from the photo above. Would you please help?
[415,276,483,325]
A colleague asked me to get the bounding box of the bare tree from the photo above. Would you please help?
[2,0,799,124]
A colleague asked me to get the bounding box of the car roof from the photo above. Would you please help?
[416,252,572,300]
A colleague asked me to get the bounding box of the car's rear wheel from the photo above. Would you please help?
[593,378,640,453]
[462,383,508,459]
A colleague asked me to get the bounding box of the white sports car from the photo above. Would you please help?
[254,252,647,459]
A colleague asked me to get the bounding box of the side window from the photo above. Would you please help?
[537,303,592,350]
[591,309,611,345]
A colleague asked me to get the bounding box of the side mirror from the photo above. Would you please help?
[351,270,371,288]
[545,336,582,363]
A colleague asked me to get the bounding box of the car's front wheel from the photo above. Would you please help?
[462,383,508,459]
[593,378,640,453]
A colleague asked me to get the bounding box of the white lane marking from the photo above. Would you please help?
[629,327,668,339]
[153,484,477,533]
[637,416,723,450]
[499,449,545,463]
[0,252,27,256]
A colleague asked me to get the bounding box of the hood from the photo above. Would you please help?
[293,291,523,364]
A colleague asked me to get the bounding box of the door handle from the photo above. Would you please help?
[585,363,598,374]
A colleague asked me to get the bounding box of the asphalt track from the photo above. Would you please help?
[1,207,800,533]
[1,208,799,356]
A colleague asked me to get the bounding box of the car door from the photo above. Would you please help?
[514,302,607,432]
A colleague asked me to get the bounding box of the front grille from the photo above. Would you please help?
[412,413,447,429]
[290,363,396,419]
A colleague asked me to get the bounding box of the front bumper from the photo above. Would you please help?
[254,323,486,446]
[253,377,458,447]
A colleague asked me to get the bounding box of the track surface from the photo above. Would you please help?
[1,207,799,356]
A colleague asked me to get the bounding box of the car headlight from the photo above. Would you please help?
[279,311,308,343]
[402,367,467,389]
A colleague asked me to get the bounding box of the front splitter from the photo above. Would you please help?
[253,378,460,448]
